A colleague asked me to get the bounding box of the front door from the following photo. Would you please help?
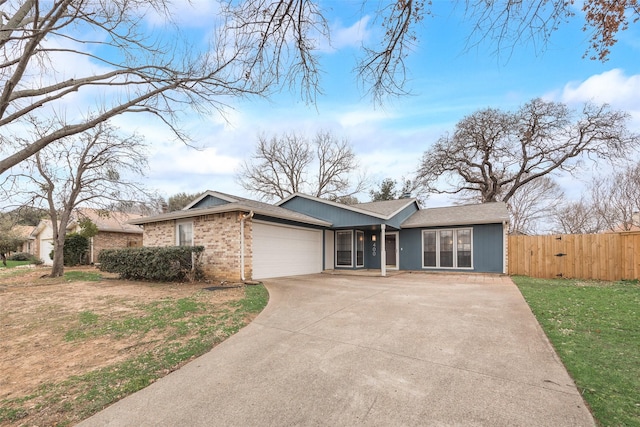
[385,233,398,269]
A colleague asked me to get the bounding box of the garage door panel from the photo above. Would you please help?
[253,222,322,279]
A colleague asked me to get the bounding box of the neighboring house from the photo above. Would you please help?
[9,225,36,255]
[31,219,55,265]
[130,190,509,281]
[31,209,144,265]
[68,209,144,263]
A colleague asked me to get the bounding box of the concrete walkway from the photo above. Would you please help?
[80,273,595,426]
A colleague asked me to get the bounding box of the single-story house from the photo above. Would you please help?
[130,191,509,281]
[32,209,144,265]
[9,225,37,255]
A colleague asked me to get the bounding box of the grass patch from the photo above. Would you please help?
[64,270,102,282]
[0,260,32,268]
[1,284,269,426]
[512,276,640,427]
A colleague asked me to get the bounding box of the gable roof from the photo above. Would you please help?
[353,199,419,216]
[129,192,332,227]
[182,191,236,210]
[277,193,419,220]
[401,202,509,228]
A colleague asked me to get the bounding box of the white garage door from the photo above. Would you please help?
[252,221,323,279]
[40,239,54,266]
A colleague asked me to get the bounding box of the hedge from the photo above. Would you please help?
[63,233,89,266]
[98,246,204,282]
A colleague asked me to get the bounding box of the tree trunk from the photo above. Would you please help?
[50,237,65,277]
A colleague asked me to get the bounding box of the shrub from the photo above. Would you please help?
[98,246,204,282]
[8,252,32,261]
[64,233,89,266]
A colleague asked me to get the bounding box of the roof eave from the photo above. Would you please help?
[277,192,403,220]
[401,218,509,228]
[128,204,331,227]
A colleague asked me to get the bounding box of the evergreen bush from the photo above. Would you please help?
[98,246,204,282]
[8,252,32,261]
[63,233,89,266]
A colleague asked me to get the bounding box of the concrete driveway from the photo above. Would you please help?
[80,273,595,426]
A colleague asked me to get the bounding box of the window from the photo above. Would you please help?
[439,230,453,267]
[457,229,472,268]
[422,228,473,269]
[356,231,364,267]
[423,231,436,267]
[176,221,193,246]
[336,230,353,267]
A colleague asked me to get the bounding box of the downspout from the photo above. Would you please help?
[240,211,254,281]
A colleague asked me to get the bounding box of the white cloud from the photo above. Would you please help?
[337,108,397,128]
[329,16,372,51]
[557,69,640,111]
[151,145,240,175]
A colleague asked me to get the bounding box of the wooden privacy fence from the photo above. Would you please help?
[508,232,640,281]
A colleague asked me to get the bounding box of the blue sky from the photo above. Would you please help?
[110,1,640,206]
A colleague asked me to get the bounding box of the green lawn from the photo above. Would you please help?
[0,260,33,268]
[512,276,640,427]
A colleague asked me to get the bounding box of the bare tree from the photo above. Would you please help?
[416,98,640,204]
[590,162,640,231]
[1,1,637,174]
[1,1,636,174]
[0,1,256,173]
[13,121,148,277]
[507,176,564,234]
[238,131,366,201]
[465,0,639,61]
[356,0,429,104]
[552,198,606,234]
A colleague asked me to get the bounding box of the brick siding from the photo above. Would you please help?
[143,212,252,281]
[91,231,143,263]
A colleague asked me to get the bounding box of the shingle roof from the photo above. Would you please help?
[354,199,417,216]
[129,196,332,227]
[11,225,36,240]
[277,192,417,220]
[401,202,509,228]
[74,208,144,234]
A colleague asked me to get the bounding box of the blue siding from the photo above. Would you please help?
[399,229,422,270]
[281,197,385,228]
[398,223,504,273]
[191,195,231,209]
[364,231,381,269]
[387,203,419,229]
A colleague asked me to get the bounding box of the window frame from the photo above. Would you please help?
[335,230,353,267]
[176,220,194,246]
[421,228,473,269]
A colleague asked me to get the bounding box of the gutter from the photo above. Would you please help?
[240,211,254,281]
